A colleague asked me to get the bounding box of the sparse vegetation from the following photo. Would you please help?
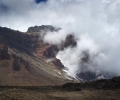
[0,77,120,100]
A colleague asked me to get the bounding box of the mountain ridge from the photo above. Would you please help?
[0,25,116,83]
[0,26,74,86]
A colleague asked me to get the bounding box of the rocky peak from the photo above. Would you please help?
[27,25,61,33]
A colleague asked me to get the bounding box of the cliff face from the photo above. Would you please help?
[27,25,60,33]
[0,36,65,86]
[0,36,10,60]
[0,27,39,52]
[0,26,62,70]
[63,34,77,48]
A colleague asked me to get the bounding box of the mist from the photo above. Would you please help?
[0,0,120,78]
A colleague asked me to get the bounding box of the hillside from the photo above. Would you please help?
[0,27,72,86]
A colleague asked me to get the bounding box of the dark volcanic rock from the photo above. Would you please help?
[77,72,97,81]
[0,27,39,52]
[12,54,31,71]
[64,34,77,48]
[27,25,60,33]
[0,46,11,60]
[0,35,2,43]
[0,36,11,60]
[52,59,65,69]
[43,45,59,58]
[13,59,20,71]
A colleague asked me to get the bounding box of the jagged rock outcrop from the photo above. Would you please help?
[77,72,97,81]
[12,54,31,71]
[52,58,65,69]
[43,45,59,58]
[0,35,32,72]
[27,25,59,33]
[0,27,39,52]
[64,34,77,48]
[0,36,11,60]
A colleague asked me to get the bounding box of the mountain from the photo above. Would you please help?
[0,26,74,86]
[0,25,110,85]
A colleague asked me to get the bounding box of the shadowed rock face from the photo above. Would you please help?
[12,54,31,71]
[77,72,97,81]
[0,26,65,70]
[0,36,32,72]
[0,36,11,60]
[43,45,59,58]
[13,59,20,71]
[0,46,11,60]
[0,27,39,52]
[0,36,2,43]
[27,25,59,33]
[64,34,77,48]
[52,58,65,69]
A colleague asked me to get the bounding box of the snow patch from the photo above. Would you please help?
[54,70,61,75]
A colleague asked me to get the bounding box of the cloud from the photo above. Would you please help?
[0,0,120,78]
[0,0,84,32]
[56,35,100,77]
[43,30,67,45]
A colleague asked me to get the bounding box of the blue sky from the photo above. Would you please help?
[35,0,47,3]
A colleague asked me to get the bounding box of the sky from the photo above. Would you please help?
[35,0,47,3]
[0,0,120,79]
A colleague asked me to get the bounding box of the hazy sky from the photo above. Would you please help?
[0,0,120,78]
